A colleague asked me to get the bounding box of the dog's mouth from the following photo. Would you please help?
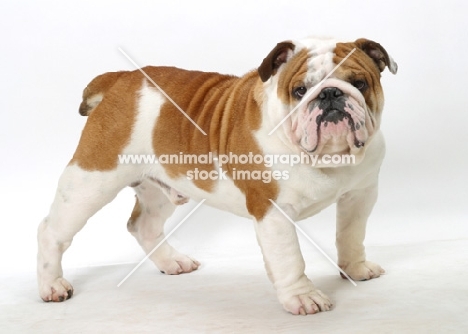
[292,87,374,163]
[308,105,366,153]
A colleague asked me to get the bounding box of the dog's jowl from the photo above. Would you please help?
[37,36,397,315]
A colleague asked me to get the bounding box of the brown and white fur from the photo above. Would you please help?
[37,36,397,315]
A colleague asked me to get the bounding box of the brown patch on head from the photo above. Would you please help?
[276,48,310,104]
[333,39,397,114]
[150,66,278,221]
[70,71,138,170]
[333,42,385,113]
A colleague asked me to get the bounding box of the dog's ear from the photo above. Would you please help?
[354,38,398,74]
[258,42,295,82]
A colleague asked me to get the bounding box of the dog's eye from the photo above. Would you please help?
[352,80,367,91]
[293,86,307,99]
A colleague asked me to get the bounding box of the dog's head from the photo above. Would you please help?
[258,37,397,166]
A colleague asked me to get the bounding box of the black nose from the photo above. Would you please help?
[319,87,343,100]
[317,87,346,124]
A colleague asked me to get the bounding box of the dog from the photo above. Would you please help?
[37,36,397,315]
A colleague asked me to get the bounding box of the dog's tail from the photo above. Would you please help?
[78,71,126,116]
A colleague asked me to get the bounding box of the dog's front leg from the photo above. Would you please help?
[254,205,332,315]
[336,184,385,280]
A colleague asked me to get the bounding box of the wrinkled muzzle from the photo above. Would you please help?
[292,81,375,165]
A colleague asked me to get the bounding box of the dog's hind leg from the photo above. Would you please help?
[127,179,200,275]
[37,165,130,302]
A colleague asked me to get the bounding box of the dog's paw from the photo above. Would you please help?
[157,254,200,275]
[39,277,74,302]
[281,289,333,315]
[340,261,385,281]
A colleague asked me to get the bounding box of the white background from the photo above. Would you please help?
[1,0,467,279]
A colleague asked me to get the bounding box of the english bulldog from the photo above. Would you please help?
[37,36,397,315]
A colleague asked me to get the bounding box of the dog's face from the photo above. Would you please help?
[258,37,397,166]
